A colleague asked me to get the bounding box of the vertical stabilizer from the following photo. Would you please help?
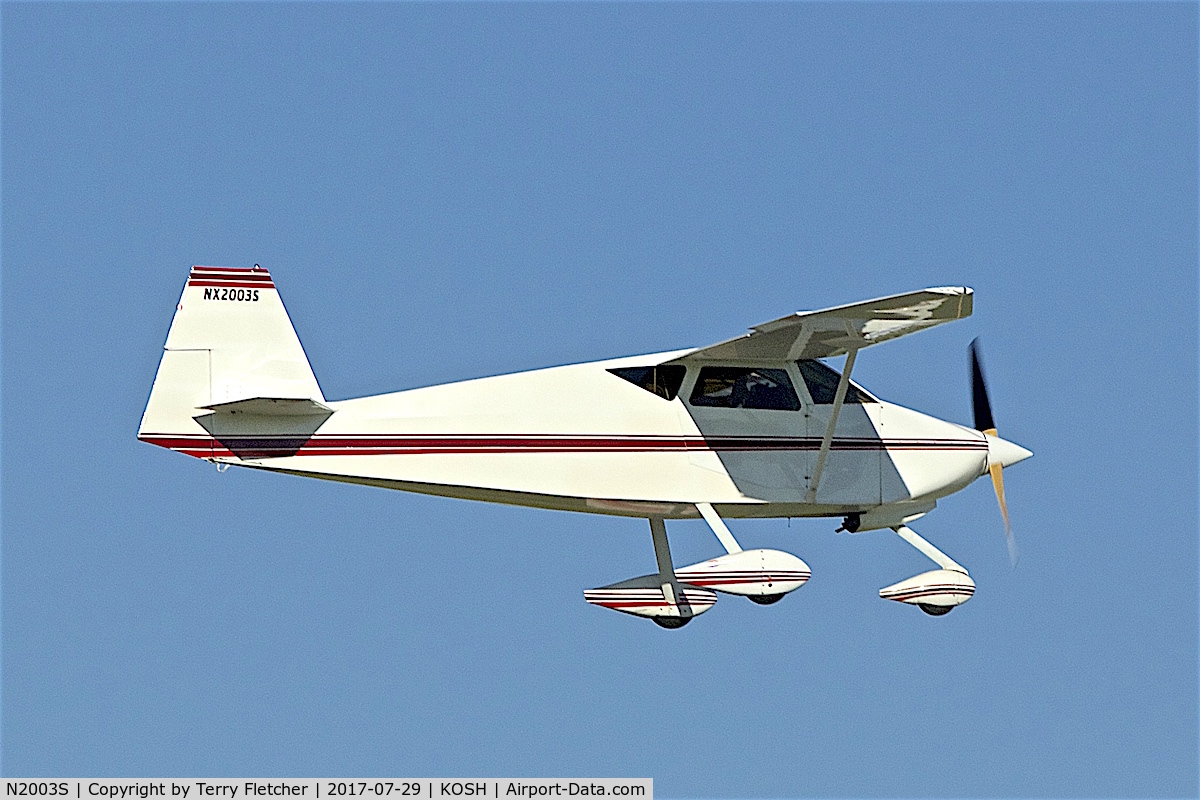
[139,265,325,448]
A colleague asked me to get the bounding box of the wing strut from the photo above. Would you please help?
[805,347,859,503]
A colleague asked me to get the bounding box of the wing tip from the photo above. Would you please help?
[926,286,974,319]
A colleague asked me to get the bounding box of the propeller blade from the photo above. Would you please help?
[970,338,996,434]
[973,339,1019,565]
[989,462,1019,566]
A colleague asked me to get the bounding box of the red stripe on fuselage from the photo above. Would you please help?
[138,433,987,459]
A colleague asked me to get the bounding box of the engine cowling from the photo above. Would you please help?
[584,574,717,623]
[879,569,975,614]
[675,549,810,601]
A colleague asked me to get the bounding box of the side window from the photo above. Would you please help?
[796,359,875,404]
[688,367,800,410]
[607,365,687,401]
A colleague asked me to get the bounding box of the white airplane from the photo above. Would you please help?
[139,265,1032,628]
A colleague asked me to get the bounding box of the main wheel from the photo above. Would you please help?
[749,593,785,605]
[653,616,691,629]
[918,603,953,616]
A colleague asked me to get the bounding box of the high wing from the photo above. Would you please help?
[675,286,973,362]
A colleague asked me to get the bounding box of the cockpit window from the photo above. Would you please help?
[608,365,687,401]
[688,367,800,410]
[796,359,876,404]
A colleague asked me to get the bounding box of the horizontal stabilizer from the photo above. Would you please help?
[199,397,333,416]
[189,396,334,459]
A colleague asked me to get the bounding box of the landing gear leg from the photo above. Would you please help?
[649,517,692,628]
[892,525,968,574]
[695,502,743,554]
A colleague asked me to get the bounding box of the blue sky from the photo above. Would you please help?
[2,3,1196,796]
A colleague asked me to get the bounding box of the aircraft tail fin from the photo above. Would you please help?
[138,265,327,455]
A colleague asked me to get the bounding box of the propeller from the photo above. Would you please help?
[970,338,1031,566]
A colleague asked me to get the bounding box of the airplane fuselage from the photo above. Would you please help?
[141,348,988,521]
